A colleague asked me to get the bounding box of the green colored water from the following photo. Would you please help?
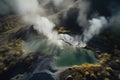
[54,46,97,67]
[24,38,97,67]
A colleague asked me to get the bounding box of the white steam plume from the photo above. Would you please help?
[14,0,63,46]
[82,17,108,43]
[60,17,108,47]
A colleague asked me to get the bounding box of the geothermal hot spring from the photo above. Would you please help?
[1,0,120,80]
[21,10,107,80]
[23,28,98,80]
[23,16,107,67]
[15,0,106,79]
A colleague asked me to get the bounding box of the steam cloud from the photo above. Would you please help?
[14,0,63,46]
[82,17,108,43]
[1,0,120,47]
[59,16,107,47]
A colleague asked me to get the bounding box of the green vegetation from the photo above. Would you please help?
[0,15,21,33]
[0,39,25,73]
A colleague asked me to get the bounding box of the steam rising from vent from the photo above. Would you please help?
[33,17,63,46]
[14,0,63,46]
[14,0,108,48]
[82,17,108,43]
[59,17,108,47]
